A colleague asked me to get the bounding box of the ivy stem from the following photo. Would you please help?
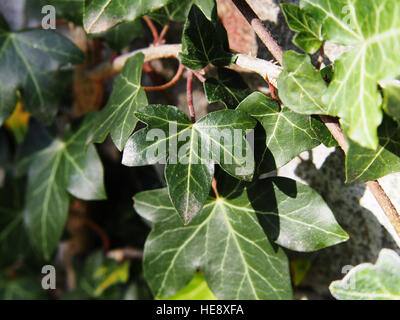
[317,45,325,70]
[212,177,220,199]
[143,16,160,43]
[186,69,196,123]
[231,0,283,65]
[157,25,170,45]
[232,0,400,237]
[143,63,185,92]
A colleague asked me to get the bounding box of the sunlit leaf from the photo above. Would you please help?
[330,249,400,300]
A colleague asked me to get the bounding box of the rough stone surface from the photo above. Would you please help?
[279,147,400,296]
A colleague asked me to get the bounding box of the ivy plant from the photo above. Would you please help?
[0,0,400,301]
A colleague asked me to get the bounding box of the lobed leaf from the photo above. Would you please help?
[134,187,292,300]
[278,51,328,115]
[300,0,400,149]
[88,53,147,151]
[178,5,235,70]
[122,105,256,224]
[281,3,322,54]
[238,92,331,168]
[204,68,251,109]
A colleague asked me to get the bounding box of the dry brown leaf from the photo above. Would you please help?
[217,0,258,56]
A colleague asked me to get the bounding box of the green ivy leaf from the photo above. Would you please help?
[122,105,256,224]
[330,249,400,300]
[102,20,143,51]
[0,29,84,125]
[24,114,106,260]
[146,0,214,24]
[301,0,400,149]
[134,187,292,300]
[383,82,400,120]
[238,92,330,168]
[204,68,252,109]
[278,51,328,115]
[161,272,217,300]
[250,178,348,252]
[83,0,171,34]
[281,3,322,54]
[178,5,235,70]
[194,0,215,20]
[148,1,195,24]
[346,116,400,183]
[89,53,147,151]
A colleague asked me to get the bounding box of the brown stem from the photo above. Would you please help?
[157,24,170,45]
[317,45,325,70]
[319,115,349,153]
[186,70,196,123]
[192,70,206,83]
[143,16,159,43]
[143,63,184,92]
[366,181,400,236]
[266,76,278,101]
[81,217,110,251]
[231,0,283,65]
[212,177,220,198]
[233,0,400,237]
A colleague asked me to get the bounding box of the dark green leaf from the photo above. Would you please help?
[134,187,292,300]
[281,3,322,54]
[83,0,171,34]
[24,114,106,260]
[250,178,348,252]
[122,105,256,224]
[204,68,251,109]
[0,29,84,125]
[148,0,194,24]
[346,116,400,183]
[383,82,400,120]
[178,5,235,70]
[88,53,147,151]
[330,249,400,300]
[238,92,329,168]
[194,0,215,20]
